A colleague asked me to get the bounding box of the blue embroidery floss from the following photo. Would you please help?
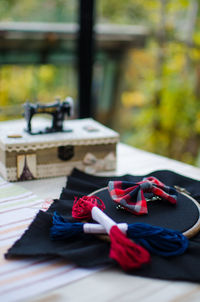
[50,212,83,239]
[50,212,188,257]
[126,223,188,257]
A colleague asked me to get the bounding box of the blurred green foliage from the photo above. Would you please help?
[0,0,77,22]
[0,0,78,120]
[0,65,77,120]
[98,0,200,166]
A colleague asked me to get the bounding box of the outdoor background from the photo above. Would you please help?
[0,0,200,167]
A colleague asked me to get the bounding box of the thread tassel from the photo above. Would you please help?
[50,212,188,257]
[71,195,151,270]
[127,223,188,256]
[51,212,83,239]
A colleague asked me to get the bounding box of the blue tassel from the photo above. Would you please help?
[127,223,188,257]
[50,212,83,240]
[50,212,188,257]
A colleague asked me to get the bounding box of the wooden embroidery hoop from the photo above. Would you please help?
[89,187,200,239]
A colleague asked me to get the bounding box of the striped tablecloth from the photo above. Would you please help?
[0,178,98,302]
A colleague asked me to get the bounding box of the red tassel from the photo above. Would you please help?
[109,225,150,271]
[72,196,105,220]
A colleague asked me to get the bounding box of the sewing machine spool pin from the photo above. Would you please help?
[23,97,74,135]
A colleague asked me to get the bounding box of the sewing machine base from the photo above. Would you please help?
[25,127,73,135]
[0,118,119,181]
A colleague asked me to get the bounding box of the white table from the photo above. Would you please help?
[18,143,200,302]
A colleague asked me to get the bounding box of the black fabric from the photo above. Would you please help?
[5,168,200,282]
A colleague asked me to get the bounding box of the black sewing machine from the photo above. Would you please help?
[23,97,74,135]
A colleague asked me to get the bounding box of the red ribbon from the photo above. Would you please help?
[108,177,177,215]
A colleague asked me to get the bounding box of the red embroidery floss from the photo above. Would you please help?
[109,225,150,270]
[72,196,150,271]
[72,195,105,220]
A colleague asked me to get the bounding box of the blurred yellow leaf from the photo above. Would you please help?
[121,91,145,108]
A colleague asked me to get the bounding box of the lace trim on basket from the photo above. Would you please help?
[3,138,119,152]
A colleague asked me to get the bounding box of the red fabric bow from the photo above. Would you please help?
[108,177,177,215]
